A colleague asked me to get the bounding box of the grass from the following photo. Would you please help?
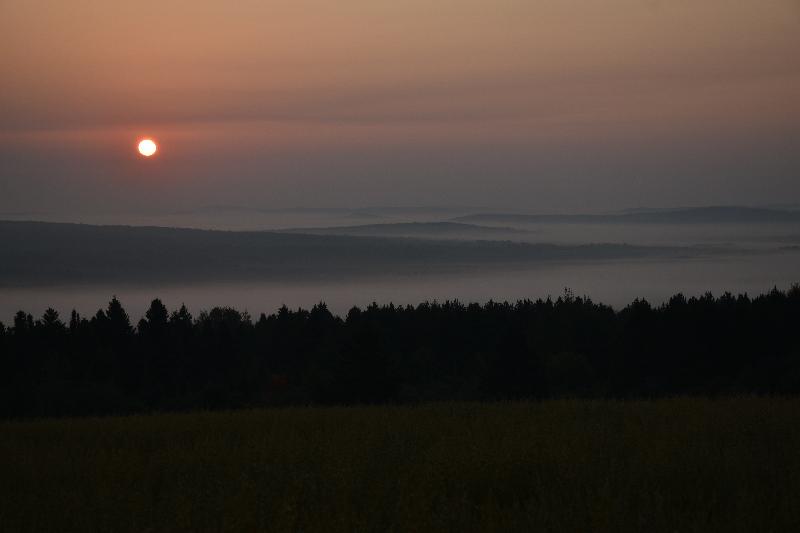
[1,398,799,532]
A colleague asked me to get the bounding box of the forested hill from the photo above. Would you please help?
[1,286,798,418]
[279,221,531,238]
[0,220,682,286]
[454,206,800,225]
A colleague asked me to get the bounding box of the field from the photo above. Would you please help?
[2,398,799,532]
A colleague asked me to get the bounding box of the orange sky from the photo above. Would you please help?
[1,0,799,213]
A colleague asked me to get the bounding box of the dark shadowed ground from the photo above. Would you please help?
[1,398,798,532]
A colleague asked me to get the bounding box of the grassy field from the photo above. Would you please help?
[1,398,799,532]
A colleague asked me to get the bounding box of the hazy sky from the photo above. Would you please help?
[2,0,799,215]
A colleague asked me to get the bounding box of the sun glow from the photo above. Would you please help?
[138,139,157,157]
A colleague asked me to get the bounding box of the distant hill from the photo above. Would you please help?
[182,205,387,220]
[454,206,800,225]
[0,221,688,286]
[280,222,531,239]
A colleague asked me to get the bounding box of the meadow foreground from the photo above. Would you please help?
[2,397,799,532]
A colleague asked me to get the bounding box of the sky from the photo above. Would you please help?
[1,0,799,216]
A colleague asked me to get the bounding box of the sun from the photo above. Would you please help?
[138,138,157,157]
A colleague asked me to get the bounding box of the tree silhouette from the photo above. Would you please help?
[1,286,799,418]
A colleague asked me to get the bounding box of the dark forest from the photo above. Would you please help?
[2,286,798,419]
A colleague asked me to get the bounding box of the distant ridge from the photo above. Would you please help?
[280,221,531,238]
[453,206,800,225]
[0,220,687,287]
[184,205,489,216]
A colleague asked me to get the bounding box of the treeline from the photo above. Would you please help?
[1,286,798,418]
